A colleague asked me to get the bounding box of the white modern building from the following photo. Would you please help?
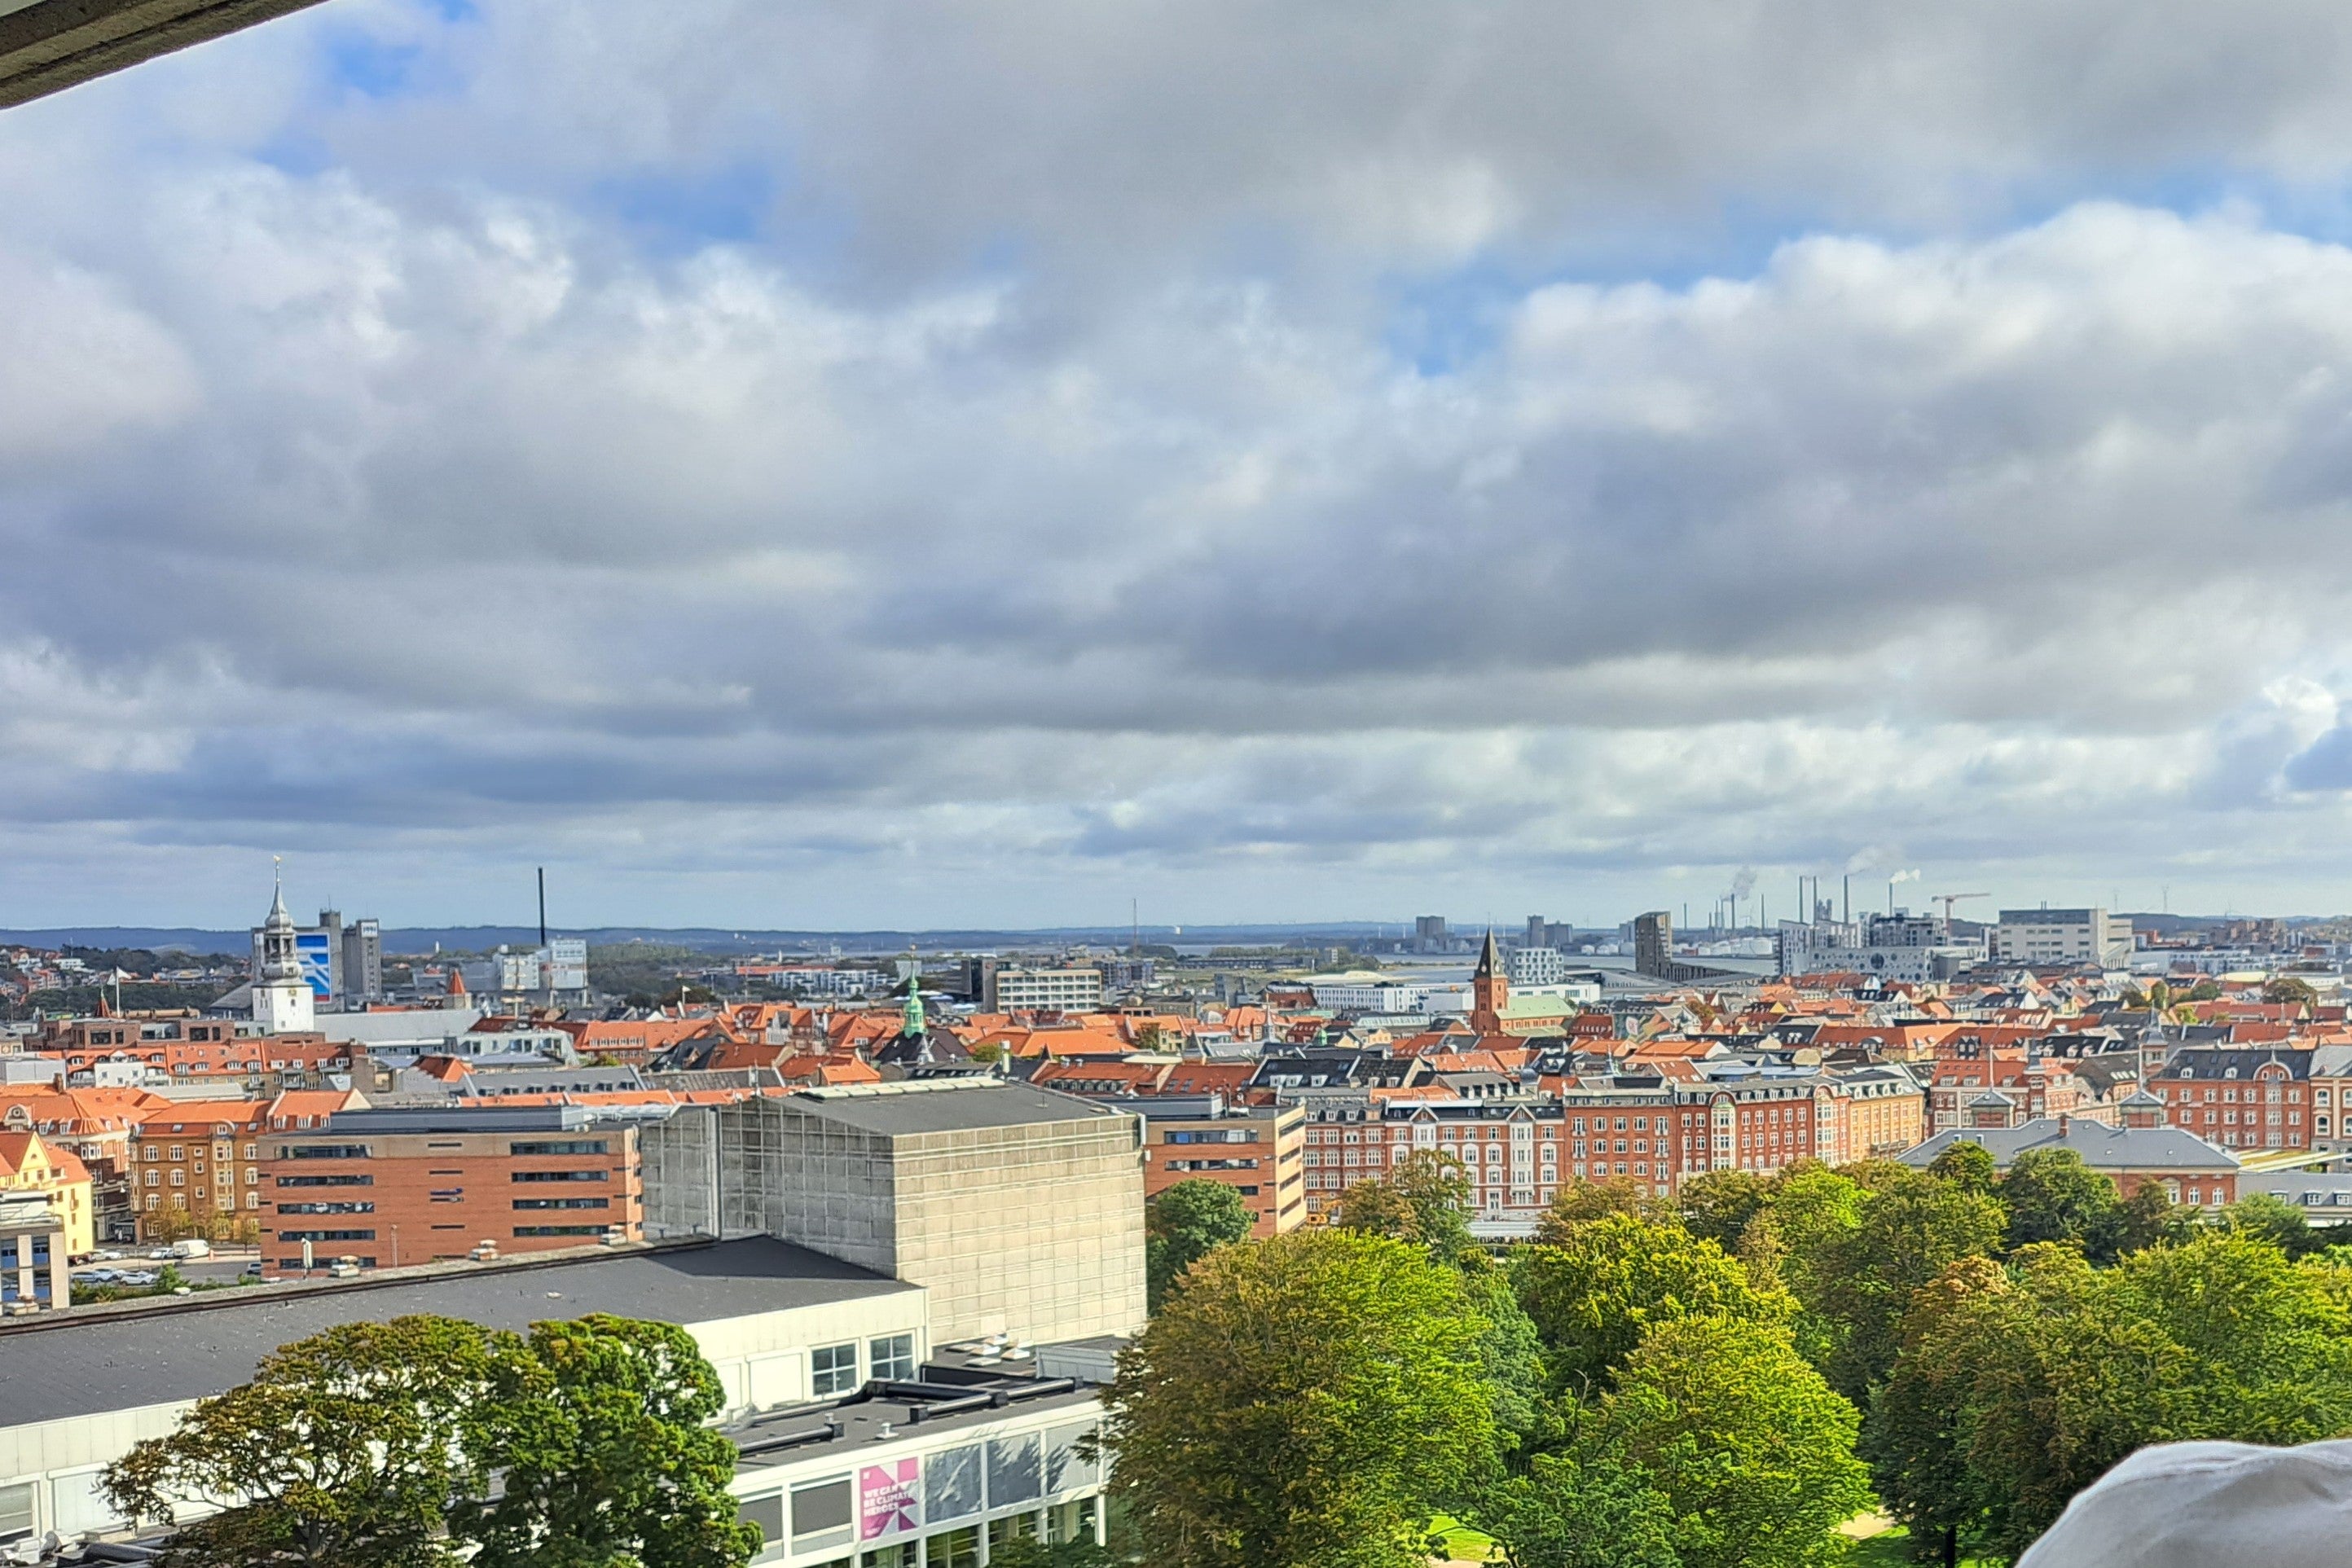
[1995,908,2134,968]
[0,1237,1114,1563]
[1778,913,1985,982]
[1506,947,1567,986]
[983,966,1105,1013]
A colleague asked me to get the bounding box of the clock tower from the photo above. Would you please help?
[252,862,315,1034]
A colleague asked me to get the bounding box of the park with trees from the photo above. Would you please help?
[1109,1157,2352,1567]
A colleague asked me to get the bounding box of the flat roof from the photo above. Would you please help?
[789,1081,1129,1137]
[725,1378,1101,1475]
[0,1237,914,1430]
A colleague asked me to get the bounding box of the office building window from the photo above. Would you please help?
[868,1333,917,1382]
[811,1342,859,1396]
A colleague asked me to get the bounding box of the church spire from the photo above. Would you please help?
[1469,927,1508,1034]
[902,950,926,1037]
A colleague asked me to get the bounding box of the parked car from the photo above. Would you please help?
[147,1247,176,1260]
[93,1249,123,1261]
[81,1268,117,1283]
[170,1239,211,1260]
[241,1262,265,1279]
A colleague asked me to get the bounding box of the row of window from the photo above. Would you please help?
[812,1333,920,1396]
[747,1423,1097,1558]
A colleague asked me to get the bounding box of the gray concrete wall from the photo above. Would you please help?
[640,1095,1146,1345]
[890,1116,1147,1344]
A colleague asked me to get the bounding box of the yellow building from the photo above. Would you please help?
[0,1131,95,1260]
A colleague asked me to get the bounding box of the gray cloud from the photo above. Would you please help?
[11,5,2352,924]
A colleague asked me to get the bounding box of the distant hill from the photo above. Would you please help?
[0,922,1400,958]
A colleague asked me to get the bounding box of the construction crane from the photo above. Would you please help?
[1934,893,1989,940]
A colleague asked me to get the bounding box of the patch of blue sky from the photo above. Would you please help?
[591,160,783,255]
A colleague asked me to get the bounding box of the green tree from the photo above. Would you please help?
[1812,1169,2006,1400]
[1895,1235,2352,1560]
[1997,1148,2127,1262]
[1534,1175,1672,1243]
[2265,977,2319,1006]
[1145,1179,1255,1311]
[103,1316,499,1567]
[2186,980,2222,1002]
[1103,1228,1498,1568]
[1924,1141,1996,1196]
[2117,1180,2200,1254]
[1748,1163,1867,1369]
[460,1315,760,1568]
[1475,1450,1681,1568]
[1461,1258,1558,1468]
[1513,1214,1792,1398]
[983,1539,1121,1568]
[1862,1256,2009,1567]
[1589,1315,1871,1568]
[2222,1190,2324,1259]
[1675,1170,1773,1250]
[1334,1149,1475,1263]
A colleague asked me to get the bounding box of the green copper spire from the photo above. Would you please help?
[903,960,925,1035]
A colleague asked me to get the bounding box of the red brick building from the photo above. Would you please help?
[260,1107,641,1276]
[1113,1095,1304,1236]
[2149,1047,2315,1153]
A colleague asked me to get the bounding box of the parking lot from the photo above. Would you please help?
[73,1245,265,1290]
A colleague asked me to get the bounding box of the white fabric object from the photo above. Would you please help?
[2018,1439,2352,1568]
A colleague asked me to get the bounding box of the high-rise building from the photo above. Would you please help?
[1509,947,1568,986]
[250,907,384,1004]
[1413,915,1449,953]
[1633,911,1674,978]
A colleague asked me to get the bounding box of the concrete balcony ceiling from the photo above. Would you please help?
[0,0,328,109]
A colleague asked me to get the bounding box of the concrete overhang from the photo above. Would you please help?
[0,0,328,109]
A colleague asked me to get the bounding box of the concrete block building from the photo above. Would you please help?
[644,1081,1146,1344]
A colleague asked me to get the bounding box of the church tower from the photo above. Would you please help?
[1469,928,1508,1034]
[252,861,315,1034]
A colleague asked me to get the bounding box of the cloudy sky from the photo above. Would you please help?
[12,1,2352,930]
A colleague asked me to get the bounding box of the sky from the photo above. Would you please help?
[14,2,2352,929]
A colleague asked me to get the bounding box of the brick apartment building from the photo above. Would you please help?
[2150,1048,2315,1153]
[259,1106,642,1276]
[130,1091,358,1241]
[1108,1095,1305,1236]
[1296,1068,1928,1222]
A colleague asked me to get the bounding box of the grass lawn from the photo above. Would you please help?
[1423,1513,1498,1561]
[1844,1525,1994,1566]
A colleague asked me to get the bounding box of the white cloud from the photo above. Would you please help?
[11,6,2352,924]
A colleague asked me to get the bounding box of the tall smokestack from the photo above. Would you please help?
[537,867,547,949]
[1843,874,1850,925]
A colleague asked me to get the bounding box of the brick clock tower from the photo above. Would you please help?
[1469,929,1509,1034]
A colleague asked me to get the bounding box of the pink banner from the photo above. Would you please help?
[860,1459,921,1541]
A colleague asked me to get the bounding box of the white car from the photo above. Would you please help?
[147,1247,176,1260]
[93,1249,123,1261]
